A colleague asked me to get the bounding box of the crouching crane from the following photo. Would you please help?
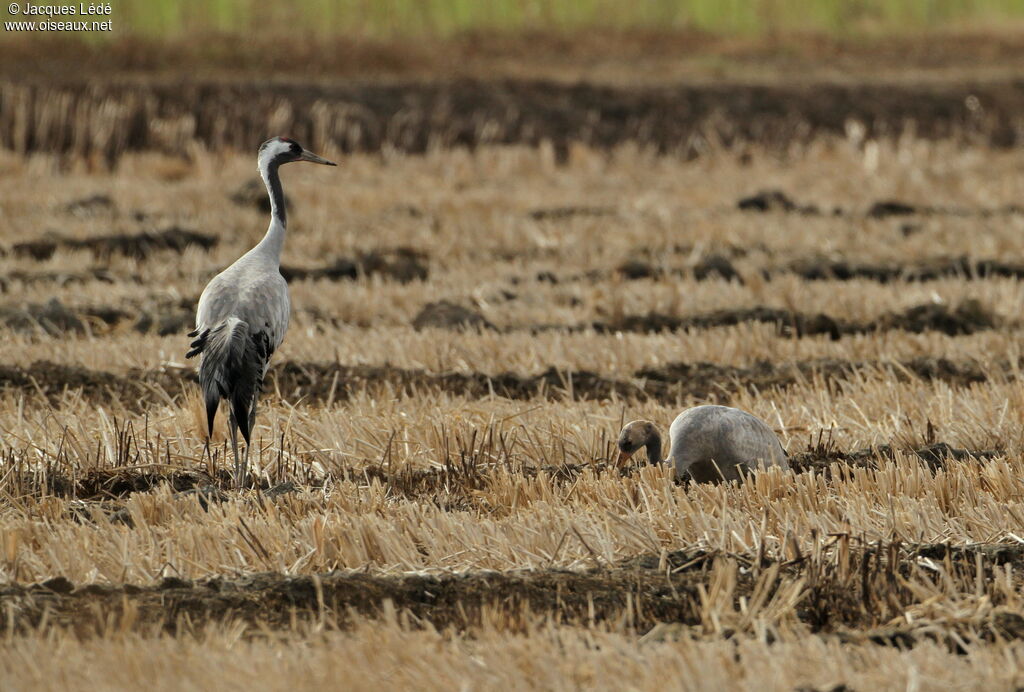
[616,405,789,482]
[187,137,336,486]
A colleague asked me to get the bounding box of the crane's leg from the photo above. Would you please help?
[242,393,260,487]
[228,409,243,488]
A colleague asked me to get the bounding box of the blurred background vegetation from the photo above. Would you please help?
[4,0,1024,38]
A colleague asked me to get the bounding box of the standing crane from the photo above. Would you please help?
[187,137,336,486]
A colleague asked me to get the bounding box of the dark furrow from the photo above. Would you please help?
[0,298,1001,339]
[4,251,1021,290]
[8,227,216,261]
[784,257,1024,283]
[0,250,426,295]
[0,355,1000,409]
[587,299,998,339]
[737,189,1024,219]
[530,257,1024,286]
[3,542,1023,647]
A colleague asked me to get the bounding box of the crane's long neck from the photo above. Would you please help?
[255,159,287,263]
[646,430,663,465]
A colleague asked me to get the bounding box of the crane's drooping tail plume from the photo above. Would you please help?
[187,318,265,443]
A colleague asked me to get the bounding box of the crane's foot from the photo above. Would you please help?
[233,441,254,489]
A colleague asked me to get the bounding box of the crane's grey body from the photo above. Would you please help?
[667,405,788,482]
[194,245,290,373]
[192,248,288,434]
[186,137,335,486]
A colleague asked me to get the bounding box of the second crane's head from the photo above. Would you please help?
[616,420,663,467]
[258,137,337,169]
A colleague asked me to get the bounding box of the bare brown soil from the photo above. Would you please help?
[592,300,999,338]
[0,296,1000,339]
[3,541,1022,645]
[612,255,1024,284]
[0,268,130,292]
[737,189,1024,219]
[9,227,217,261]
[0,354,997,410]
[8,253,1024,293]
[784,257,1024,283]
[0,253,425,301]
[280,248,429,284]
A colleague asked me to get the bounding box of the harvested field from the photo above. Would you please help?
[3,541,1023,638]
[8,45,1024,689]
[4,76,1024,161]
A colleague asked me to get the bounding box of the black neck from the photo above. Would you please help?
[263,160,286,227]
[646,430,663,465]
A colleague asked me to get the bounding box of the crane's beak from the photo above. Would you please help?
[615,449,634,467]
[299,150,337,166]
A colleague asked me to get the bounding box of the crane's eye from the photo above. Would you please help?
[289,143,301,155]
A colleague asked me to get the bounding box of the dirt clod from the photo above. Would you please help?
[412,301,495,331]
[616,260,657,280]
[39,577,75,594]
[358,248,429,283]
[62,194,114,217]
[876,299,995,336]
[280,259,358,283]
[868,200,919,218]
[737,190,818,214]
[692,254,741,282]
[159,577,193,591]
[0,298,85,335]
[738,189,797,212]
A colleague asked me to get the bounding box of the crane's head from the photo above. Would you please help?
[616,419,662,467]
[258,137,337,168]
